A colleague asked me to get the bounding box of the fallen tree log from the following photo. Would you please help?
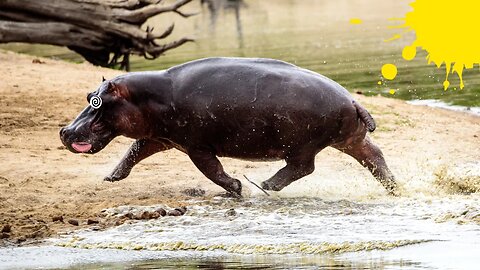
[0,0,195,70]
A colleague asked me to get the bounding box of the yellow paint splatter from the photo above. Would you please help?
[389,89,396,95]
[349,18,363,25]
[402,45,416,61]
[381,64,397,80]
[384,34,401,42]
[389,0,480,90]
[443,80,450,90]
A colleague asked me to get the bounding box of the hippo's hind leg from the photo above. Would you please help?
[261,149,317,191]
[336,136,398,195]
[188,148,242,197]
[104,139,172,182]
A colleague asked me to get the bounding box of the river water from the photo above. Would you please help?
[1,0,479,109]
[1,192,479,269]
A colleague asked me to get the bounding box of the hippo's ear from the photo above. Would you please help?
[106,81,130,99]
[102,76,106,82]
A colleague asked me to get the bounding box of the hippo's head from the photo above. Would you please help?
[60,80,148,154]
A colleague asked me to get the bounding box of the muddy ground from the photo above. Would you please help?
[0,50,479,245]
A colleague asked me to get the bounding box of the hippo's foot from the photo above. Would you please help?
[383,180,400,197]
[261,155,317,192]
[260,179,288,192]
[214,190,243,199]
[224,179,243,198]
[389,189,400,197]
[104,168,131,182]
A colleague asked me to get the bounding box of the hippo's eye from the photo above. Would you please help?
[89,95,103,109]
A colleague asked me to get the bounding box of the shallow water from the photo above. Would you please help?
[407,99,480,116]
[1,0,479,108]
[1,194,479,269]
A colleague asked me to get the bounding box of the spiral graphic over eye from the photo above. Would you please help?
[89,95,102,109]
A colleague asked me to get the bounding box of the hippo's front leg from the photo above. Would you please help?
[187,148,242,197]
[104,139,172,182]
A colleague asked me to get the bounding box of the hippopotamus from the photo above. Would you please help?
[59,57,397,197]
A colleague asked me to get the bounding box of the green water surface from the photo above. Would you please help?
[2,0,479,107]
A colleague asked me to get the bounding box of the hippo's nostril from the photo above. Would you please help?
[60,127,66,137]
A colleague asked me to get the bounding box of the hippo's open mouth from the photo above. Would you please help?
[71,142,92,153]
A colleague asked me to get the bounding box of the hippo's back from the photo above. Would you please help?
[167,57,298,75]
[167,57,353,110]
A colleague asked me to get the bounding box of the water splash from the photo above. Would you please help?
[433,165,480,195]
[57,239,432,254]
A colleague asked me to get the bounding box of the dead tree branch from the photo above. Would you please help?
[0,0,194,70]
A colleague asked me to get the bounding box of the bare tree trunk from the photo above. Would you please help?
[0,0,195,70]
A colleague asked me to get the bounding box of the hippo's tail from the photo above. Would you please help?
[353,101,376,132]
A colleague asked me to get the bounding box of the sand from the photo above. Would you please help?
[0,50,479,246]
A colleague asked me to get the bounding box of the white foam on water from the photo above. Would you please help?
[407,99,480,116]
[0,195,470,269]
[1,195,478,269]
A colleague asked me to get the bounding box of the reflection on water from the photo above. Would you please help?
[70,255,423,270]
[0,245,424,270]
[201,0,246,48]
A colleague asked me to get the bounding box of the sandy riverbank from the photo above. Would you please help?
[0,50,479,246]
